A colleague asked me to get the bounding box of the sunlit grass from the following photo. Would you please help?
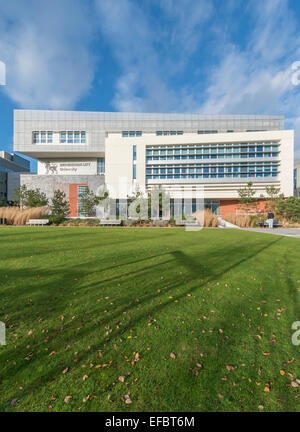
[0,227,299,412]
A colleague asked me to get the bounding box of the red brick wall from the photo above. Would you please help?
[220,199,270,217]
[69,184,88,217]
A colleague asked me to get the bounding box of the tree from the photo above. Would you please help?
[51,190,69,217]
[79,187,109,217]
[13,185,48,207]
[276,196,300,222]
[147,186,170,219]
[265,186,283,212]
[237,182,257,212]
[127,185,147,220]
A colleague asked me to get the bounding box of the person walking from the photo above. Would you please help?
[267,211,274,229]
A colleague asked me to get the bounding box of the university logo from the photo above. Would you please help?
[0,61,6,86]
[0,321,5,346]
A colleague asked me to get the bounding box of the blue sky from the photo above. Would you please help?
[1,0,300,170]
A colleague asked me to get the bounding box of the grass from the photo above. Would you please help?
[0,227,299,412]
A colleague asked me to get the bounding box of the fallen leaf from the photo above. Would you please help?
[226,365,234,371]
[124,394,132,404]
[118,376,125,383]
[170,353,176,359]
[280,370,285,376]
[64,396,72,403]
[82,375,88,381]
[62,368,69,374]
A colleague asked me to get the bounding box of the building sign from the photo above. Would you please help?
[39,160,97,175]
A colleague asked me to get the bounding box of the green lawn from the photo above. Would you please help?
[0,227,299,412]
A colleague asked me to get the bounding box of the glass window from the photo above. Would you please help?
[97,158,105,175]
[60,132,66,143]
[41,132,46,143]
[47,132,53,143]
[122,131,129,137]
[133,164,136,179]
[133,145,137,161]
[33,132,39,143]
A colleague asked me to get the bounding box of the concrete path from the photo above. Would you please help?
[241,228,300,238]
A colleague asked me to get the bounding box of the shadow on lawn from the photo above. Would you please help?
[0,234,284,410]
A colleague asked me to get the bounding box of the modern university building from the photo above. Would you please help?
[0,151,30,203]
[10,110,294,218]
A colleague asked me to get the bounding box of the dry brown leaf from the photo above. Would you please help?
[170,353,176,359]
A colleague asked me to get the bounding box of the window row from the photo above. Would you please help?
[33,131,53,143]
[146,163,279,180]
[60,131,86,143]
[156,131,183,136]
[146,143,279,155]
[33,131,87,144]
[122,131,142,137]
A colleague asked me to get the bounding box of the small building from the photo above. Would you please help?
[0,151,30,204]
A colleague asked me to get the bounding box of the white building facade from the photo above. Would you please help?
[13,110,294,217]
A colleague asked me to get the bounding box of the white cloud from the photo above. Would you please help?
[95,0,213,112]
[0,0,97,109]
[194,0,300,159]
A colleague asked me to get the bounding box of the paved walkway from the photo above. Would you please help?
[241,228,300,238]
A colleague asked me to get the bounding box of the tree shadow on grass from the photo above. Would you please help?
[0,233,284,410]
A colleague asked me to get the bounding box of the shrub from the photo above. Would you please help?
[46,215,66,225]
[51,190,69,217]
[223,213,254,228]
[13,185,48,207]
[0,206,48,225]
[276,196,300,222]
[193,209,219,227]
